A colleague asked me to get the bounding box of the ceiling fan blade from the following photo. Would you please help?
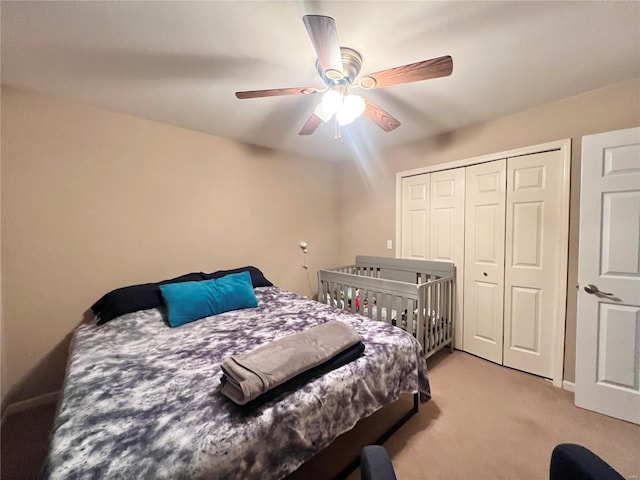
[235,87,319,99]
[359,55,453,90]
[363,97,401,132]
[303,15,344,80]
[299,113,323,135]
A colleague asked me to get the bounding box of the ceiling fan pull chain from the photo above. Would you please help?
[334,118,341,140]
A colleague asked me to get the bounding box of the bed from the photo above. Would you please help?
[43,269,430,480]
[318,256,455,359]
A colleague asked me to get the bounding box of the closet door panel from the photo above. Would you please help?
[430,169,465,349]
[503,150,564,378]
[463,160,506,364]
[401,175,430,259]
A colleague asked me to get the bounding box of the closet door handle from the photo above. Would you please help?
[584,284,613,296]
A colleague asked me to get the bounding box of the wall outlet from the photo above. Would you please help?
[386,240,393,250]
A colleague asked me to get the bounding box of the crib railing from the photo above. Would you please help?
[419,276,454,357]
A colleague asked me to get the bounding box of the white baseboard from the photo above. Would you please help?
[1,390,60,424]
[562,380,575,392]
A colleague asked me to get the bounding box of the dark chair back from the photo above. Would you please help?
[360,445,397,480]
[550,443,624,480]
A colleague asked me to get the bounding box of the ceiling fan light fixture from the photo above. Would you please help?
[336,108,355,126]
[317,91,365,126]
[322,89,343,116]
[314,102,333,123]
[343,94,366,118]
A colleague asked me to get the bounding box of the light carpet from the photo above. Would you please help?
[357,350,639,479]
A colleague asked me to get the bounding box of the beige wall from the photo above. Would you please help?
[338,78,640,384]
[0,87,340,408]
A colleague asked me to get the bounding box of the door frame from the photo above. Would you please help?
[395,138,571,387]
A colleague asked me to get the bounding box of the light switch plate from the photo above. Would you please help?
[386,240,393,249]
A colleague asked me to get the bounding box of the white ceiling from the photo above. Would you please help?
[2,1,639,162]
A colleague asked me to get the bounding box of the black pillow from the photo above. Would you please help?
[91,267,272,325]
[92,272,207,325]
[204,266,273,288]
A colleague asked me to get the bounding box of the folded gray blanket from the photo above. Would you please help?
[221,320,362,405]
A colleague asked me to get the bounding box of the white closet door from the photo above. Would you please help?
[401,175,430,259]
[430,169,465,349]
[503,150,564,378]
[463,160,506,364]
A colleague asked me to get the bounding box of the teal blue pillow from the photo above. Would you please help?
[159,271,258,328]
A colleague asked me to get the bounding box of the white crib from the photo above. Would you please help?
[318,256,455,358]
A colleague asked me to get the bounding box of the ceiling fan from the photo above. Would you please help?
[235,15,453,138]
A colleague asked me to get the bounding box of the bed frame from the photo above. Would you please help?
[318,256,455,358]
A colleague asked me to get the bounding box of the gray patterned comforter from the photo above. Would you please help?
[43,287,430,480]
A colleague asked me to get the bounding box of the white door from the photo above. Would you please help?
[430,169,465,349]
[575,127,640,424]
[401,175,430,259]
[463,160,506,364]
[503,151,566,378]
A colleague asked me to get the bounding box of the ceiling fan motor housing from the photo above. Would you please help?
[316,47,363,85]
